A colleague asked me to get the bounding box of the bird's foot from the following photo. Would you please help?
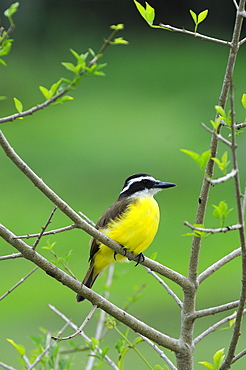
[135,253,145,266]
[114,245,128,260]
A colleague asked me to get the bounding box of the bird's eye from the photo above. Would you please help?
[142,179,149,184]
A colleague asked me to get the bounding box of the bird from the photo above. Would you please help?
[76,173,176,302]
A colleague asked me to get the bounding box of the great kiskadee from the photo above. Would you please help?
[76,173,176,302]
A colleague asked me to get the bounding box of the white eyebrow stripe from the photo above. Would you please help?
[120,176,156,194]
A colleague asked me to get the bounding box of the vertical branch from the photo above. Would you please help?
[178,1,246,368]
[220,84,246,370]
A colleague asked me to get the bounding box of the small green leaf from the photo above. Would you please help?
[0,58,7,66]
[212,201,233,228]
[39,86,51,100]
[145,2,155,24]
[52,95,74,105]
[50,79,63,96]
[61,62,77,73]
[110,23,124,31]
[0,41,12,57]
[213,348,225,369]
[198,361,215,370]
[134,0,147,21]
[189,9,197,24]
[112,37,129,45]
[7,339,25,356]
[13,97,23,113]
[4,2,19,24]
[198,10,208,24]
[241,93,246,109]
[181,149,211,172]
[150,252,157,260]
[211,151,230,174]
[215,105,226,117]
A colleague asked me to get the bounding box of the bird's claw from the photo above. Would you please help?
[135,252,145,266]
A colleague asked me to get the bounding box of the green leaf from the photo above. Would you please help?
[189,9,197,24]
[215,105,226,117]
[0,41,12,57]
[4,2,19,24]
[145,2,155,24]
[241,93,246,109]
[112,37,129,45]
[212,201,233,227]
[70,48,85,64]
[110,23,124,31]
[50,79,63,96]
[180,149,211,172]
[61,62,77,73]
[211,151,230,174]
[150,251,157,260]
[198,10,208,24]
[52,95,74,105]
[134,0,147,21]
[7,339,25,356]
[39,85,51,100]
[213,348,225,369]
[13,97,23,113]
[199,361,215,370]
[0,58,7,66]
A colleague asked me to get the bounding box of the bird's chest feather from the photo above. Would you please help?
[103,196,160,254]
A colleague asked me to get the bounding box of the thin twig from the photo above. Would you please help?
[239,36,246,45]
[78,212,95,227]
[142,265,183,308]
[32,207,57,249]
[198,247,241,284]
[193,309,246,345]
[85,264,115,370]
[205,168,238,185]
[0,267,38,301]
[232,0,239,9]
[235,121,246,129]
[231,348,246,364]
[52,305,97,341]
[137,334,177,370]
[0,362,17,370]
[14,224,76,239]
[48,304,119,370]
[184,221,242,234]
[200,122,233,147]
[189,300,240,320]
[0,252,22,261]
[158,23,231,46]
[28,322,70,370]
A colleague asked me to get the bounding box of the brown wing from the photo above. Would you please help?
[89,198,132,261]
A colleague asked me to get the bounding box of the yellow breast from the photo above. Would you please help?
[105,196,160,255]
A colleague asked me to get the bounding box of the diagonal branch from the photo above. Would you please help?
[0,130,189,290]
[0,224,184,353]
[197,247,241,284]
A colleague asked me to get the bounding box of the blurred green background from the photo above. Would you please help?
[1,0,246,368]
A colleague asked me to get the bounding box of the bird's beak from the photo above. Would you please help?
[154,181,176,189]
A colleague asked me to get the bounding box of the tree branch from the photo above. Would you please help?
[0,224,184,353]
[197,247,241,284]
[49,304,119,370]
[0,267,38,301]
[205,168,238,185]
[184,221,242,234]
[0,130,189,290]
[158,24,230,46]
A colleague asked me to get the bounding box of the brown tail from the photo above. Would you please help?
[76,262,99,302]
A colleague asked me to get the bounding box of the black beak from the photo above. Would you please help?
[154,181,176,189]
